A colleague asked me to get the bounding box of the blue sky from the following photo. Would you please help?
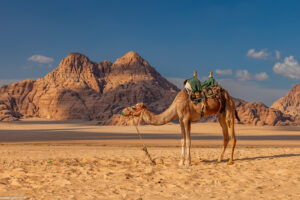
[1,0,300,105]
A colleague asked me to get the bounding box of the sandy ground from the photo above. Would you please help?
[0,119,299,199]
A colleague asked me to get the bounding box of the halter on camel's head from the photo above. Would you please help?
[121,102,155,165]
[121,102,147,117]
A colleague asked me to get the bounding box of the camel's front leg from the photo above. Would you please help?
[184,119,191,166]
[179,120,186,166]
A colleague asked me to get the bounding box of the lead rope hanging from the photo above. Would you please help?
[134,109,156,165]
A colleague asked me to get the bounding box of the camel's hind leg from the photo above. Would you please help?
[217,112,229,163]
[227,112,236,165]
[184,119,191,166]
[178,120,186,166]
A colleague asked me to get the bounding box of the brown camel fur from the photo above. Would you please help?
[122,88,239,166]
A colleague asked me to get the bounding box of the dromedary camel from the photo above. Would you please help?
[121,87,240,166]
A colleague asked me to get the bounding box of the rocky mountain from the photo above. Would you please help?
[234,98,296,126]
[0,51,299,126]
[200,97,296,126]
[0,92,20,121]
[271,84,300,118]
[0,51,179,124]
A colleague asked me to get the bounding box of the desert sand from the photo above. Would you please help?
[0,119,299,199]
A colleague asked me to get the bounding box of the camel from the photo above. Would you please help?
[121,86,240,166]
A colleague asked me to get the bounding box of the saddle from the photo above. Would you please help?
[186,85,225,116]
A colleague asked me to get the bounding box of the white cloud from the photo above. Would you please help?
[235,70,251,81]
[166,77,288,106]
[254,72,269,81]
[275,50,281,59]
[273,56,300,80]
[218,79,288,106]
[247,49,269,59]
[215,69,232,76]
[235,70,268,81]
[28,55,54,64]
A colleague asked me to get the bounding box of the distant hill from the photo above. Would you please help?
[200,98,296,126]
[234,98,296,126]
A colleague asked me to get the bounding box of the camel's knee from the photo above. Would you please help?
[181,138,185,146]
[224,135,229,143]
[231,135,236,143]
[227,119,234,128]
[231,138,236,148]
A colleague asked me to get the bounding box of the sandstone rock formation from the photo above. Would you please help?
[271,84,300,117]
[0,51,298,126]
[200,97,296,126]
[234,98,295,126]
[0,93,20,121]
[0,51,179,124]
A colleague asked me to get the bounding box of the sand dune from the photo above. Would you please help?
[0,145,299,199]
[0,119,299,199]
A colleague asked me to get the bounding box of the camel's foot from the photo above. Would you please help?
[217,157,223,163]
[184,159,191,167]
[227,160,234,165]
[184,162,191,167]
[178,160,184,166]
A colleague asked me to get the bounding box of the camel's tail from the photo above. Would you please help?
[235,110,240,122]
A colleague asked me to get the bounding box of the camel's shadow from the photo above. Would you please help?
[201,153,300,163]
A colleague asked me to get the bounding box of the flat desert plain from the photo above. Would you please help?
[0,119,299,200]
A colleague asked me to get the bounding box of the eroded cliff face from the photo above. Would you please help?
[271,84,300,118]
[200,97,296,126]
[0,51,179,123]
[234,99,296,126]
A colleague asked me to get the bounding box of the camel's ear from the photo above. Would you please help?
[136,102,143,108]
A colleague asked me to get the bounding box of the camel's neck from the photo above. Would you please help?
[142,103,177,125]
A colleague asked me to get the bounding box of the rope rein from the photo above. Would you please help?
[132,108,156,165]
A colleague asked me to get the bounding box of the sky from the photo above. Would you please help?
[1,0,300,106]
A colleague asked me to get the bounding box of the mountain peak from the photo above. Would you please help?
[59,52,91,67]
[114,51,144,65]
[64,52,90,61]
[49,52,97,81]
[123,51,141,59]
[290,84,300,92]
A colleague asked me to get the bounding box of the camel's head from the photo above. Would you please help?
[121,102,146,117]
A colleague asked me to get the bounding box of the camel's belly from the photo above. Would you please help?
[205,98,221,115]
[192,98,221,116]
